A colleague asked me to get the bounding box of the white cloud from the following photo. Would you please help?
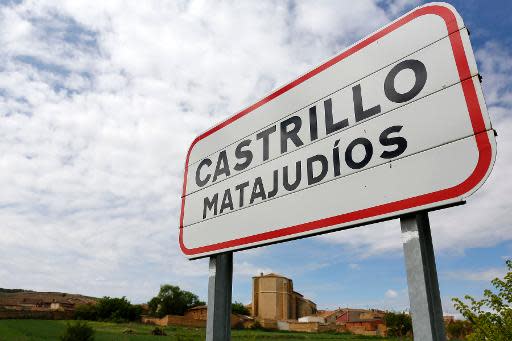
[335,287,410,312]
[234,262,273,277]
[385,289,398,298]
[4,0,508,307]
[349,263,360,270]
[0,0,422,302]
[445,267,507,282]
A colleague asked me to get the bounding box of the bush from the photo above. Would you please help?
[122,328,135,334]
[74,304,98,321]
[60,321,94,341]
[151,327,167,336]
[232,301,250,315]
[446,320,472,339]
[452,259,512,341]
[384,311,412,337]
[250,320,263,330]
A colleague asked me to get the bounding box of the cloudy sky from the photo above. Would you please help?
[1,0,511,316]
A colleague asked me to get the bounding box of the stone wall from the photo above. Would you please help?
[141,315,206,327]
[276,321,342,333]
[141,315,167,326]
[344,321,387,336]
[141,313,248,329]
[167,315,206,327]
[288,321,318,333]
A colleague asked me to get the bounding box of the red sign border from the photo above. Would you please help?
[179,4,493,257]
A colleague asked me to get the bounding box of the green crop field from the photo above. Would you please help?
[0,320,405,341]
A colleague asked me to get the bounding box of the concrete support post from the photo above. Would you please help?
[206,252,233,341]
[401,212,446,341]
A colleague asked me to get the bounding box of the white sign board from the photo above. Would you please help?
[180,2,496,259]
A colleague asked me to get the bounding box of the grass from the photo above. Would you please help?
[0,320,404,341]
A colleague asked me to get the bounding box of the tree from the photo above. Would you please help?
[147,296,161,317]
[94,296,141,322]
[148,284,205,317]
[452,259,512,341]
[74,304,98,321]
[74,297,141,322]
[232,301,250,315]
[384,311,412,337]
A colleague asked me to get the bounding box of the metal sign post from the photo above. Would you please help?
[206,252,233,341]
[401,212,446,341]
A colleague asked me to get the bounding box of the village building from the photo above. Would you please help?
[184,305,208,320]
[334,308,386,336]
[316,309,345,324]
[336,308,385,323]
[251,273,316,321]
[247,274,390,335]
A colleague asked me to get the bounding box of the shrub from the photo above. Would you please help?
[74,304,98,321]
[250,320,263,330]
[122,328,135,334]
[232,301,250,315]
[452,259,512,341]
[446,320,472,339]
[60,321,94,341]
[151,327,167,335]
[384,311,412,337]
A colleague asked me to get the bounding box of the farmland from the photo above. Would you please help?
[0,320,404,341]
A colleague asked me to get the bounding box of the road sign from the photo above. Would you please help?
[180,2,496,259]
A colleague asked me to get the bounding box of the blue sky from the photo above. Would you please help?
[0,0,511,318]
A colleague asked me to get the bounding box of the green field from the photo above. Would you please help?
[0,320,404,341]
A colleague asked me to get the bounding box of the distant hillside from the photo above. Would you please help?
[0,289,98,307]
[0,288,33,294]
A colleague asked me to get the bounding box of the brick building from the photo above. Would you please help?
[184,305,208,320]
[251,273,316,321]
[335,308,386,336]
[317,309,345,324]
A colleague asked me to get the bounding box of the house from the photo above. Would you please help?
[49,302,74,311]
[336,308,385,323]
[335,308,386,336]
[316,309,344,324]
[184,305,208,320]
